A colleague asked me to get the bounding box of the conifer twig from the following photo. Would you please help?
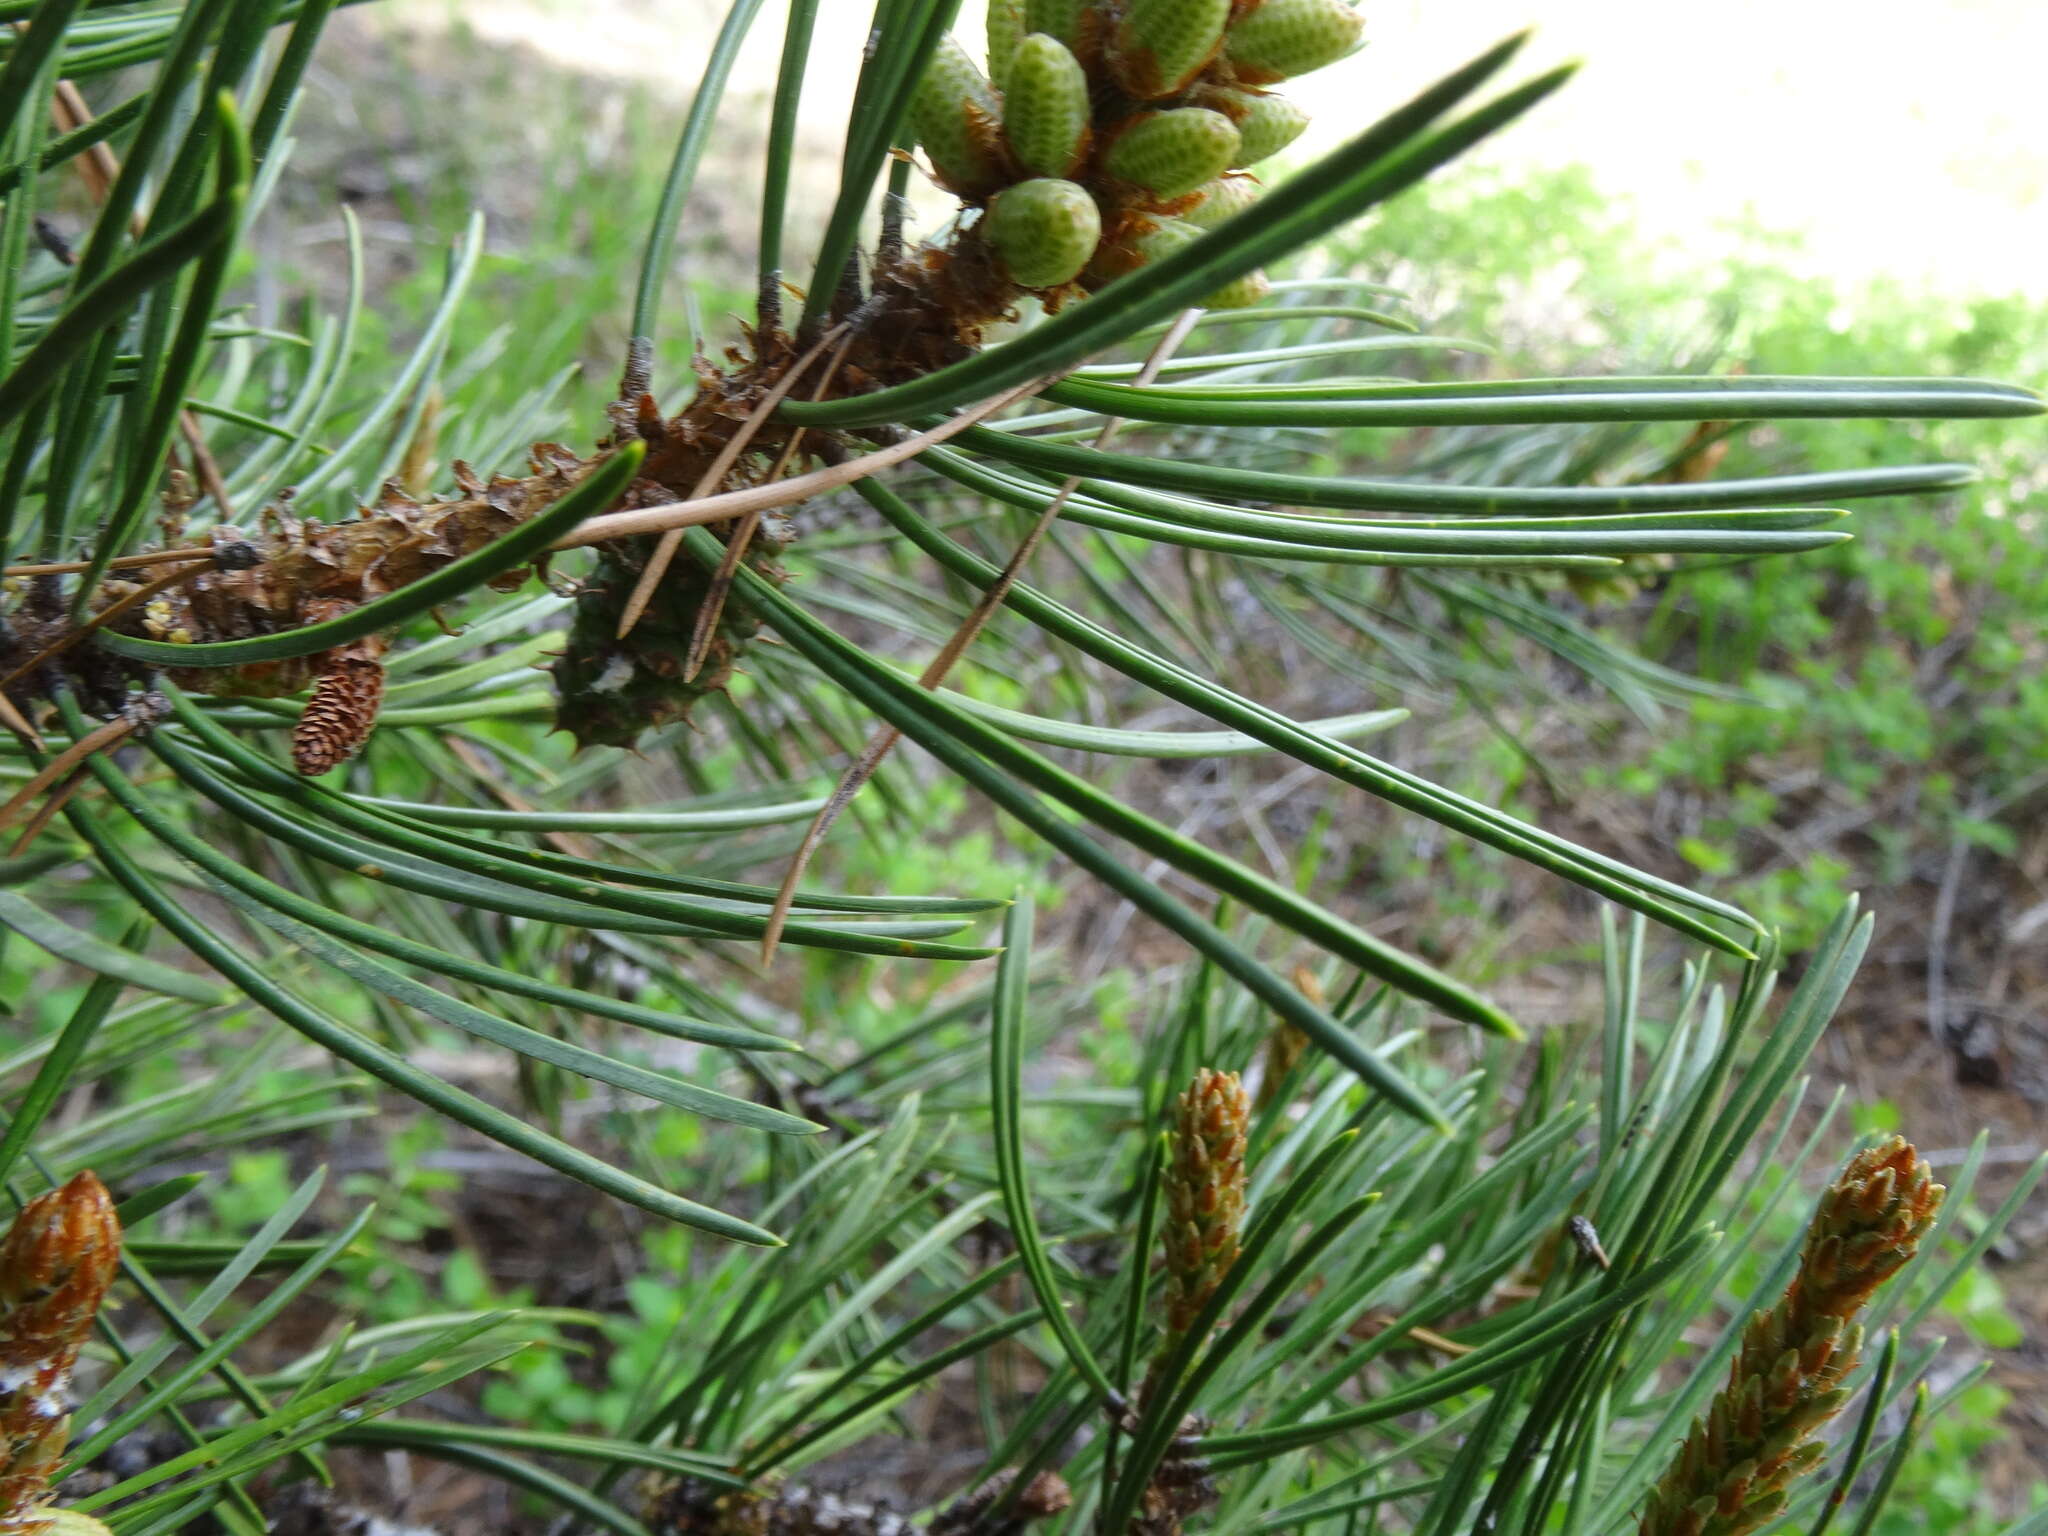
[556,375,1043,550]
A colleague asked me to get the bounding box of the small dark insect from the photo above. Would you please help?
[32,215,75,266]
[1568,1215,1611,1271]
[211,538,263,572]
[1618,1098,1653,1151]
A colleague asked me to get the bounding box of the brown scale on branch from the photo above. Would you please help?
[552,343,803,750]
[929,1471,1073,1536]
[551,259,1017,749]
[72,445,593,704]
[1106,1405,1219,1536]
[1134,1442,1219,1536]
[18,236,1014,753]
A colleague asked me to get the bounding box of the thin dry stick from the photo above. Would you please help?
[759,311,1204,963]
[44,74,235,520]
[0,690,43,751]
[0,715,138,833]
[1405,1325,1475,1359]
[680,331,859,682]
[0,559,210,693]
[554,377,1046,550]
[48,80,117,202]
[7,764,88,855]
[3,546,217,578]
[614,324,849,640]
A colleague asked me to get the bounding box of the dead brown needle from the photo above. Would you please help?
[0,690,43,752]
[613,324,849,641]
[554,376,1043,550]
[2,546,216,579]
[681,332,857,683]
[7,765,89,856]
[1407,1325,1476,1358]
[0,715,140,835]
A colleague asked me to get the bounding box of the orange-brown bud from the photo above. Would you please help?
[1,1173,121,1524]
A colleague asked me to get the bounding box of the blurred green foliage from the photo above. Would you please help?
[1349,164,2048,950]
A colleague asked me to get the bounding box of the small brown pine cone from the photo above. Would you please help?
[292,645,386,776]
[1639,1138,1944,1536]
[1,1172,121,1523]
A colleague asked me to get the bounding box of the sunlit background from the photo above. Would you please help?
[378,0,2048,295]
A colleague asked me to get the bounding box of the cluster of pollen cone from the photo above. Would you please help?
[912,0,1366,302]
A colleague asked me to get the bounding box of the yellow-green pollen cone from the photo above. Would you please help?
[1196,84,1311,166]
[1181,175,1261,230]
[1200,267,1271,309]
[906,0,1368,307]
[1003,32,1092,177]
[1229,90,1311,165]
[986,0,1026,91]
[910,34,1008,197]
[1125,213,1268,308]
[987,178,1103,288]
[1104,108,1241,198]
[1129,215,1200,266]
[1110,0,1232,99]
[1024,0,1090,47]
[1226,0,1364,86]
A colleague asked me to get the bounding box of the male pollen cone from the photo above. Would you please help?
[1639,1137,1944,1536]
[1163,1068,1249,1338]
